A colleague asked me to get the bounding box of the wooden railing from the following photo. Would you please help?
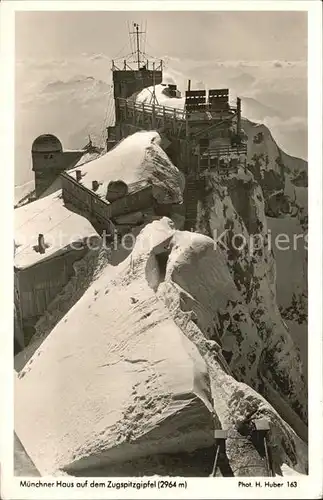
[202,143,247,158]
[117,97,187,121]
[61,172,154,225]
[118,97,239,123]
[198,143,248,175]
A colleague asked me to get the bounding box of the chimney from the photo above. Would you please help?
[38,234,46,254]
[92,180,99,192]
[76,170,82,182]
[188,80,191,92]
[168,84,177,97]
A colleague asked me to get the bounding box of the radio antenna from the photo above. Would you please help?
[130,22,145,69]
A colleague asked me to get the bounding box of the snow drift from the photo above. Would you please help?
[15,223,214,475]
[15,218,307,476]
[68,130,185,205]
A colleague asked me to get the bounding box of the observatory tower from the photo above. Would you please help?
[32,134,85,198]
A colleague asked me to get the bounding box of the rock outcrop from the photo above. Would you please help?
[241,119,308,376]
[196,165,307,440]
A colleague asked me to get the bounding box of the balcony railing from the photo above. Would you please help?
[112,60,163,72]
[117,97,186,121]
[201,143,247,158]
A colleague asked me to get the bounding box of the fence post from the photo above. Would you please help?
[133,101,136,125]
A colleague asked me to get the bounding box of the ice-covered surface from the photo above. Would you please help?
[67,130,184,204]
[15,218,307,476]
[14,191,98,269]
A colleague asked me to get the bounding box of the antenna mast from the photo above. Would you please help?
[130,22,145,70]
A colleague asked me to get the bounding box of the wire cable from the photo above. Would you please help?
[112,40,131,61]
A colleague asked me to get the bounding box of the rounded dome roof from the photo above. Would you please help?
[32,134,62,153]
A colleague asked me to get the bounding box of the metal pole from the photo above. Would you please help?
[210,443,220,477]
[263,435,272,477]
[188,79,191,92]
[152,62,156,105]
[135,23,140,70]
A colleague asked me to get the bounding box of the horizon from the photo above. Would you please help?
[16,11,307,63]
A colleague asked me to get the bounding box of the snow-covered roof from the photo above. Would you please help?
[67,130,184,203]
[14,191,98,270]
[135,84,185,110]
[74,149,103,168]
[135,83,238,110]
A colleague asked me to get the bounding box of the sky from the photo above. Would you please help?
[13,9,308,190]
[16,11,307,62]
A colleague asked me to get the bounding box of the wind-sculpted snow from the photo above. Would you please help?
[15,228,214,475]
[16,217,307,476]
[68,130,185,205]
